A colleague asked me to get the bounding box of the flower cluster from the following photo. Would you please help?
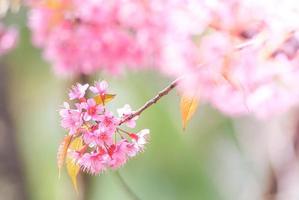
[27,0,204,76]
[162,0,299,118]
[59,80,149,174]
[0,23,18,56]
[30,0,299,118]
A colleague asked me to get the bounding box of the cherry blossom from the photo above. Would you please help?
[59,80,150,175]
[68,83,89,100]
[0,23,18,56]
[89,80,108,96]
[166,0,299,118]
[82,99,103,121]
[117,104,138,128]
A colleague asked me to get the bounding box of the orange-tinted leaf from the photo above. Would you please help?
[66,137,83,193]
[94,94,116,105]
[57,135,72,178]
[180,94,199,130]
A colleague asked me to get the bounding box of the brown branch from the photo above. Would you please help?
[119,77,182,125]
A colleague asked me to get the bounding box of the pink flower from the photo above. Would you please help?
[78,150,109,175]
[130,129,150,151]
[98,111,119,131]
[82,98,103,121]
[59,102,83,135]
[122,140,139,157]
[69,83,89,100]
[82,130,98,147]
[0,23,18,56]
[108,143,127,169]
[59,81,150,175]
[94,127,114,146]
[117,104,138,128]
[83,128,114,147]
[90,80,108,95]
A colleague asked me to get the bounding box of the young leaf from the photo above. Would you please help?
[66,137,83,193]
[57,135,72,178]
[180,94,199,130]
[94,94,116,105]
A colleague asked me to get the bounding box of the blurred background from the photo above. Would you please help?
[2,7,299,200]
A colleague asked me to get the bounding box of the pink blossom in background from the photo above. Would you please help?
[27,0,162,75]
[30,0,299,118]
[169,0,299,118]
[59,80,150,175]
[27,0,207,75]
[0,23,18,56]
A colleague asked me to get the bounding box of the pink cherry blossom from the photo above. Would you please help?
[83,130,99,147]
[98,111,119,131]
[59,81,150,175]
[160,0,299,118]
[123,141,139,158]
[82,98,103,121]
[94,127,114,146]
[0,23,18,56]
[130,129,150,151]
[59,102,83,135]
[27,0,207,75]
[90,80,108,96]
[108,143,128,169]
[117,104,138,128]
[78,151,109,174]
[68,83,89,100]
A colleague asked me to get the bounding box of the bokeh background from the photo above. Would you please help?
[2,7,299,200]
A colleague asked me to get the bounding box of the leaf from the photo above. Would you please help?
[57,135,73,179]
[66,137,83,193]
[94,94,116,105]
[180,94,199,130]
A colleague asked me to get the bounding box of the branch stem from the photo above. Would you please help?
[119,77,182,125]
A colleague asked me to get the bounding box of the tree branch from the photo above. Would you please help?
[119,77,182,125]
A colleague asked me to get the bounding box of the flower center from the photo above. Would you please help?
[88,106,97,115]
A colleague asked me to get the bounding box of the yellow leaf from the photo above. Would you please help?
[94,94,116,105]
[57,135,72,178]
[180,94,199,130]
[66,137,83,193]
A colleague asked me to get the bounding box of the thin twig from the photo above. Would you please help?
[115,171,141,200]
[119,77,182,125]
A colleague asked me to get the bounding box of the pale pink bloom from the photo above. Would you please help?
[131,129,150,151]
[82,130,99,147]
[78,151,109,175]
[90,80,108,95]
[108,143,127,169]
[117,104,138,128]
[159,0,299,118]
[94,127,114,146]
[82,127,114,147]
[68,83,89,100]
[122,140,139,157]
[0,23,18,55]
[82,98,103,121]
[27,0,208,75]
[59,102,83,135]
[98,111,119,131]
